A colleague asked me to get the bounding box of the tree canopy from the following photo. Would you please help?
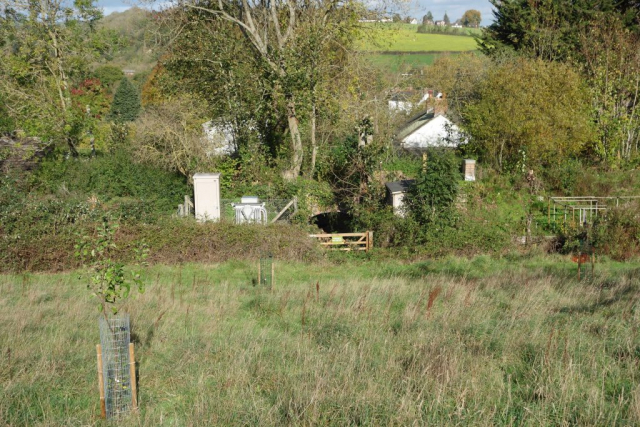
[461,10,481,27]
[463,58,593,171]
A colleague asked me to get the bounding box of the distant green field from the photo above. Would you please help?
[364,53,440,72]
[358,23,479,52]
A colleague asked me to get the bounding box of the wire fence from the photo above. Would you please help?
[220,198,297,223]
[98,314,133,420]
[259,254,274,288]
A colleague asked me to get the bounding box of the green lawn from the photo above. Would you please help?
[2,256,640,425]
[358,23,479,52]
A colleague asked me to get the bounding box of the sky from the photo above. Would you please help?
[97,0,495,26]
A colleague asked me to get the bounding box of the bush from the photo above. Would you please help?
[33,150,189,214]
[405,150,459,226]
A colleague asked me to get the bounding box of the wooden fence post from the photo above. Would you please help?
[96,345,106,419]
[129,343,138,410]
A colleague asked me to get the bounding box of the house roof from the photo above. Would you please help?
[395,110,436,141]
[385,179,415,194]
[394,111,465,153]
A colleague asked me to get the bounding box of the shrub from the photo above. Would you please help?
[108,77,141,123]
[33,150,189,214]
[405,150,459,226]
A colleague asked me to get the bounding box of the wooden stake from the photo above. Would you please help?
[129,343,138,410]
[577,254,581,281]
[96,344,106,419]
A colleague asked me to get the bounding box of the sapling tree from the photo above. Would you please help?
[75,219,148,314]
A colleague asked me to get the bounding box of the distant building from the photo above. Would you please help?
[388,90,430,113]
[395,111,466,153]
[409,18,418,25]
[435,20,446,26]
[122,69,135,77]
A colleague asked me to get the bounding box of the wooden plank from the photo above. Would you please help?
[271,198,295,223]
[96,344,106,419]
[129,343,138,410]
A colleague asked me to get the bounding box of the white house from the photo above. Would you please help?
[409,18,418,24]
[395,111,466,151]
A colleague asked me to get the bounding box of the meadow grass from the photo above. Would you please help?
[358,23,479,52]
[364,53,440,72]
[1,256,640,425]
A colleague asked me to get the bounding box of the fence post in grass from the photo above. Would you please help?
[271,260,275,289]
[96,344,106,419]
[258,261,261,286]
[129,343,138,410]
[577,254,581,281]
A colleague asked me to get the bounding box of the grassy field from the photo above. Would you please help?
[358,23,479,52]
[364,53,440,72]
[2,256,640,425]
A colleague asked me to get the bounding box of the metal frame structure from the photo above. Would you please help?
[548,196,640,226]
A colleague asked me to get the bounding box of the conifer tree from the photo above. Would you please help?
[108,77,141,123]
[444,12,450,25]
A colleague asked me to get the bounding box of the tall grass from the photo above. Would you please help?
[1,258,639,425]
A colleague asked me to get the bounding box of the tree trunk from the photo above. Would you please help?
[308,103,317,179]
[283,100,303,180]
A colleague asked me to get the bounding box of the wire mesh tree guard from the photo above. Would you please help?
[97,313,137,419]
[258,254,275,289]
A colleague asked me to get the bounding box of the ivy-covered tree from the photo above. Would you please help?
[108,77,141,123]
[423,11,433,24]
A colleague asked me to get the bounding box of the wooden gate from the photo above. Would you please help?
[309,232,373,252]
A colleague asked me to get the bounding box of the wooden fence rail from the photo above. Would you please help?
[309,232,373,252]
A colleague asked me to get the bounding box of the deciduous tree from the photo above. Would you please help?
[463,58,593,171]
[461,10,481,27]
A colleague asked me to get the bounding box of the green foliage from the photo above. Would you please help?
[0,0,110,153]
[108,77,141,123]
[75,219,148,313]
[592,205,640,261]
[478,0,639,61]
[461,10,481,27]
[405,150,459,226]
[463,58,593,171]
[33,150,188,214]
[540,158,583,194]
[92,65,124,90]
